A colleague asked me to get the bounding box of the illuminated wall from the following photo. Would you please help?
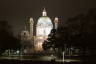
[36,16,53,51]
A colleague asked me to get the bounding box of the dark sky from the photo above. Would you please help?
[0,0,96,36]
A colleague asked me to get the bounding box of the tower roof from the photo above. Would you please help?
[30,17,33,21]
[30,17,34,24]
[54,17,59,23]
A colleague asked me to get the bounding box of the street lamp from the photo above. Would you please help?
[63,51,65,62]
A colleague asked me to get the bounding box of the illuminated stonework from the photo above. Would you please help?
[20,8,59,52]
[37,17,53,36]
[35,8,53,51]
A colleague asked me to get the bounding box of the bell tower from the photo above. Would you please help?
[29,17,34,38]
[54,17,59,29]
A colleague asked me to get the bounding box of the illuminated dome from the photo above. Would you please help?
[36,8,53,36]
[35,8,53,51]
[37,8,52,26]
[37,16,52,26]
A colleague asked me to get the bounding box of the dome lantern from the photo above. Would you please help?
[42,8,47,16]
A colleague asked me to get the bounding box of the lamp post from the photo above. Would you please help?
[63,51,65,62]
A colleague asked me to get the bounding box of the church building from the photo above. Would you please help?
[20,8,59,53]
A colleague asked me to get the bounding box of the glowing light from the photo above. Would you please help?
[16,50,20,54]
[35,43,43,51]
[38,36,43,39]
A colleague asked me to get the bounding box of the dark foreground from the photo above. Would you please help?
[0,59,80,64]
[0,59,96,64]
[0,55,96,64]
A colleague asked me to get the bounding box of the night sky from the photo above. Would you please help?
[0,0,96,36]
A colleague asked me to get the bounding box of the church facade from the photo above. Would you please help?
[20,8,59,53]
